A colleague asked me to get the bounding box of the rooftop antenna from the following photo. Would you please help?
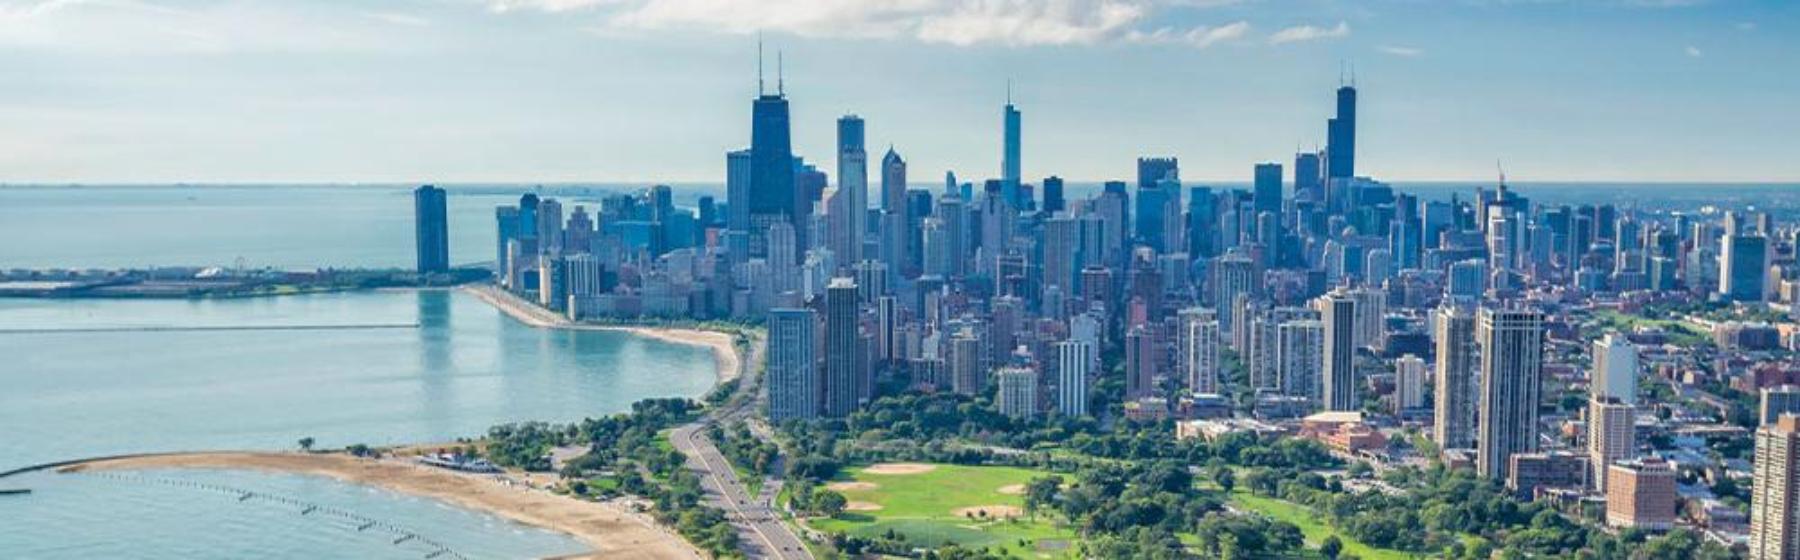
[757,34,764,96]
[1497,159,1507,189]
[1349,61,1357,87]
[1338,60,1347,86]
[1006,78,1013,106]
[777,50,784,96]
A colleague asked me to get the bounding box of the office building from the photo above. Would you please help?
[414,185,449,274]
[1435,305,1479,450]
[1606,457,1677,531]
[996,366,1039,419]
[1477,308,1545,481]
[1316,288,1358,411]
[767,308,819,421]
[1752,415,1800,560]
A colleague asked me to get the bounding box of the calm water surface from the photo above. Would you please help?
[0,290,719,558]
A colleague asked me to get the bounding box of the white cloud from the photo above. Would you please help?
[1268,21,1348,44]
[1685,45,1701,57]
[1126,19,1247,47]
[366,11,431,27]
[487,0,619,13]
[520,0,1252,48]
[1378,45,1422,57]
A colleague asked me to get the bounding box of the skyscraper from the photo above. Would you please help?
[750,66,799,257]
[1589,396,1636,491]
[767,308,819,421]
[1136,157,1179,190]
[1253,162,1283,216]
[1316,288,1358,411]
[1752,414,1800,560]
[1001,90,1022,200]
[1592,333,1638,404]
[949,328,984,395]
[1277,320,1325,403]
[996,366,1039,419]
[1294,152,1323,201]
[1125,325,1158,400]
[1722,232,1770,302]
[413,185,449,274]
[1056,340,1092,418]
[833,115,867,265]
[1178,307,1221,395]
[1327,84,1357,180]
[1477,308,1545,481]
[880,148,909,276]
[1394,354,1426,412]
[822,277,862,417]
[1434,305,1479,450]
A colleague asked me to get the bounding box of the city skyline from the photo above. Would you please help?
[2,0,1796,184]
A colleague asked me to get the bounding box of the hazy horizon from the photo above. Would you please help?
[2,0,1796,184]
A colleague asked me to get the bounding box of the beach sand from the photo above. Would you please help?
[61,452,699,560]
[463,285,740,384]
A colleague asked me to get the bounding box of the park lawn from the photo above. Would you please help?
[1228,490,1423,560]
[1591,309,1710,346]
[808,464,1079,558]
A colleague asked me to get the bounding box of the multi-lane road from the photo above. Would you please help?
[669,333,813,560]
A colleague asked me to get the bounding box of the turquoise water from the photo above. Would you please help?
[0,290,719,558]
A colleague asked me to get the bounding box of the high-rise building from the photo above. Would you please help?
[1056,340,1092,418]
[880,148,908,276]
[1394,354,1426,412]
[1588,396,1636,491]
[1327,84,1357,181]
[1001,94,1022,200]
[996,366,1039,419]
[949,329,984,395]
[1294,152,1323,201]
[832,115,868,265]
[1434,305,1478,450]
[767,308,819,421]
[1253,162,1283,216]
[750,73,800,257]
[1477,308,1545,481]
[1316,289,1358,411]
[1752,414,1800,560]
[1762,386,1800,426]
[1277,320,1325,404]
[1178,308,1221,395]
[1136,157,1179,190]
[414,185,449,274]
[1125,325,1159,400]
[1722,233,1770,302]
[822,277,862,417]
[1592,333,1638,404]
[1606,457,1677,531]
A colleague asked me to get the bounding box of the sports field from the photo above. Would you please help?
[807,463,1079,558]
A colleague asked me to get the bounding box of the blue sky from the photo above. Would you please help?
[0,0,1794,184]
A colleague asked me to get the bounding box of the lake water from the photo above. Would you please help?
[0,290,719,558]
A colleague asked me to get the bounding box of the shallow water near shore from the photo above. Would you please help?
[0,290,718,558]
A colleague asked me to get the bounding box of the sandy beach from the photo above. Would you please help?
[462,284,741,384]
[61,452,700,560]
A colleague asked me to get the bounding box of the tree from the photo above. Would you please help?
[813,489,847,517]
[297,437,315,452]
[1212,466,1236,492]
[1025,475,1063,519]
[1321,535,1344,560]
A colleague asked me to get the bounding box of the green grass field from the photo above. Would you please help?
[807,463,1079,558]
[1228,490,1422,560]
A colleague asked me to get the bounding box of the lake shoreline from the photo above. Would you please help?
[461,284,743,386]
[58,451,702,560]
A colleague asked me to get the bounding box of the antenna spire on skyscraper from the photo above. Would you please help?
[757,34,765,96]
[777,50,785,96]
[1006,78,1013,106]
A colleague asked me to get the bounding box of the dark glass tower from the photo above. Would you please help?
[1327,85,1357,180]
[751,90,798,256]
[413,185,449,274]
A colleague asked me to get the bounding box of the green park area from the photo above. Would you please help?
[1226,490,1421,560]
[806,463,1080,558]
